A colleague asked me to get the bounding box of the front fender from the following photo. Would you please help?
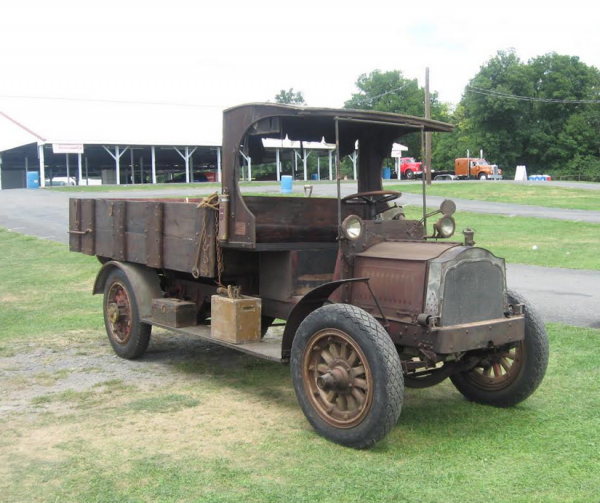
[281,278,367,360]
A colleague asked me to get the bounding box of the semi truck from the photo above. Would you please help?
[454,158,502,180]
[69,103,548,449]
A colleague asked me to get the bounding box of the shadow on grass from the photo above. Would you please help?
[139,330,298,411]
[134,329,543,440]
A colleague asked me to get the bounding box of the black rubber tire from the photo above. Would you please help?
[405,169,414,180]
[103,269,152,360]
[291,304,404,449]
[478,172,487,180]
[450,290,549,407]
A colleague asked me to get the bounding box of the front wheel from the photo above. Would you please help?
[291,304,404,449]
[405,169,414,179]
[450,290,549,407]
[478,172,488,180]
[103,269,152,359]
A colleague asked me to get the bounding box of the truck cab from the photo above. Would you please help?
[455,157,503,180]
[398,157,423,179]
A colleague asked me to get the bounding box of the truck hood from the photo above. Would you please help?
[357,241,459,262]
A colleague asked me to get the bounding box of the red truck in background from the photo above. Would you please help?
[398,157,424,179]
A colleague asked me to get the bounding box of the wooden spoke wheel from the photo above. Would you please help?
[291,304,404,449]
[463,344,524,392]
[105,281,133,345]
[102,269,152,360]
[302,328,374,428]
[450,290,549,407]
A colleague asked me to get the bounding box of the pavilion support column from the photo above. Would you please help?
[174,146,197,184]
[217,148,221,183]
[190,152,194,182]
[328,150,332,180]
[185,147,189,183]
[317,156,320,180]
[293,149,298,176]
[302,149,312,181]
[130,148,135,184]
[38,144,45,187]
[351,150,357,180]
[239,151,252,181]
[103,145,130,185]
[85,157,89,185]
[396,157,401,179]
[151,146,157,184]
[140,156,144,184]
[276,148,280,181]
[303,152,307,181]
[0,153,3,190]
[78,153,82,185]
[66,154,70,184]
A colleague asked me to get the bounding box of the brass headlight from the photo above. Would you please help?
[434,216,455,238]
[342,215,363,240]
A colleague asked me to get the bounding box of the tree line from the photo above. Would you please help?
[276,50,600,178]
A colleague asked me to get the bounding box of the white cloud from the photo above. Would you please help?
[1,0,599,111]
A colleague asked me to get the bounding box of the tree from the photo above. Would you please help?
[460,50,600,175]
[275,88,306,105]
[344,70,451,168]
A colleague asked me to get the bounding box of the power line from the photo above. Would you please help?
[467,86,600,104]
[0,94,227,108]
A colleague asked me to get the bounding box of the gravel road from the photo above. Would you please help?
[1,184,598,328]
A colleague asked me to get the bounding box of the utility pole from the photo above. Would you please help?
[425,67,432,186]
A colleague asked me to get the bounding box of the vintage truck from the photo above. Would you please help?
[398,157,423,179]
[455,157,503,180]
[69,103,548,448]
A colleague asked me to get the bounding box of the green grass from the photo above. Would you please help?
[389,181,600,211]
[1,228,599,502]
[402,207,600,271]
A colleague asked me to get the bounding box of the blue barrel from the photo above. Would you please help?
[382,167,391,179]
[27,171,40,189]
[311,174,319,180]
[281,175,293,194]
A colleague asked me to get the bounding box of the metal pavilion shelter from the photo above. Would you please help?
[0,98,223,189]
[0,98,409,189]
[261,137,337,181]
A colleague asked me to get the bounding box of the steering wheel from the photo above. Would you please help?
[342,190,402,219]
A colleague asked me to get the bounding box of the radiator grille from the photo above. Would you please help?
[440,261,504,326]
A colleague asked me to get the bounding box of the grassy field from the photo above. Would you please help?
[401,206,600,271]
[1,228,599,502]
[390,181,600,211]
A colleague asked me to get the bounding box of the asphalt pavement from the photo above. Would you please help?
[1,183,598,328]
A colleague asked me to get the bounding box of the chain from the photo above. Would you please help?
[192,193,224,287]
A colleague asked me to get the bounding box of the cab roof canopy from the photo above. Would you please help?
[221,103,454,248]
[222,103,453,193]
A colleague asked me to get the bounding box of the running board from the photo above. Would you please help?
[142,317,284,363]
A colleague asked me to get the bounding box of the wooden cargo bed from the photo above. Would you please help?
[69,197,217,277]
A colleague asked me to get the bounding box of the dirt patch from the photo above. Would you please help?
[0,326,299,473]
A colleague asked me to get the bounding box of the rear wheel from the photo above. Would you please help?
[291,304,403,449]
[450,290,548,407]
[103,269,152,359]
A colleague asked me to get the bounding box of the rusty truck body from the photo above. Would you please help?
[69,103,548,448]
